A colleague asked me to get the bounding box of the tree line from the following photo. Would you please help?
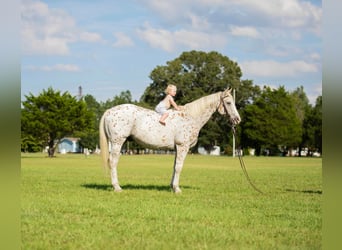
[21,50,322,157]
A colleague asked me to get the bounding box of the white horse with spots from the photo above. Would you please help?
[99,88,241,193]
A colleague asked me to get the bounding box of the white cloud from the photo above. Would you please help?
[142,0,321,36]
[79,32,103,43]
[240,60,319,77]
[21,0,103,55]
[112,32,134,47]
[231,0,321,31]
[230,26,260,38]
[304,82,322,105]
[188,12,210,30]
[26,64,80,72]
[22,29,70,55]
[137,24,174,52]
[310,52,321,61]
[137,22,226,52]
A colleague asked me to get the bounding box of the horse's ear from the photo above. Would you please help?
[225,88,232,94]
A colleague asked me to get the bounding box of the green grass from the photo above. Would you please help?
[21,153,322,249]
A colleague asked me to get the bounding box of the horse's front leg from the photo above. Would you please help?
[170,144,189,193]
[109,141,125,192]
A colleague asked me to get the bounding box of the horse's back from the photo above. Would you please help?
[103,104,141,137]
[102,103,198,149]
[104,104,154,116]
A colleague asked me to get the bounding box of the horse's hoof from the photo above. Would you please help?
[173,187,182,194]
[113,185,122,192]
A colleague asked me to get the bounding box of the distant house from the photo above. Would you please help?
[58,137,81,153]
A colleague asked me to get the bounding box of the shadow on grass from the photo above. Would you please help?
[286,189,322,194]
[21,155,55,158]
[82,183,195,192]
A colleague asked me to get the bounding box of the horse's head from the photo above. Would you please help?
[217,88,241,125]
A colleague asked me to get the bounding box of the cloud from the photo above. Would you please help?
[188,12,210,30]
[21,0,103,55]
[141,0,321,35]
[112,32,134,47]
[225,0,321,33]
[310,52,321,61]
[136,22,226,52]
[25,64,80,72]
[301,82,322,105]
[230,26,260,38]
[79,32,103,43]
[240,60,319,77]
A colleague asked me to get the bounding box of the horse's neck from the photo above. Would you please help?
[184,92,221,128]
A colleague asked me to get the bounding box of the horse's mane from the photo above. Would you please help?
[183,92,221,117]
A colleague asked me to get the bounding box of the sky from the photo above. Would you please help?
[21,0,322,104]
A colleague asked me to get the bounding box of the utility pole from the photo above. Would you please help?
[78,86,83,101]
[232,89,236,157]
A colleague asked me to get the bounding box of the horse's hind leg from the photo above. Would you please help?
[109,140,125,192]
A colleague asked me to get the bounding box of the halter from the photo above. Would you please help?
[220,93,232,120]
[220,92,238,126]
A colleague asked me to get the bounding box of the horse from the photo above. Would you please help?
[99,88,241,193]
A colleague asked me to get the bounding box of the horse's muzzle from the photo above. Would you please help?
[231,116,241,125]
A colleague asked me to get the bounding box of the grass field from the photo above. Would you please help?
[21,153,322,249]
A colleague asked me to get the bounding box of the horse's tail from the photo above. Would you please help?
[99,113,109,172]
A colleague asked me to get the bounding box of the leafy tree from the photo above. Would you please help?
[235,79,262,110]
[312,96,322,153]
[302,95,322,154]
[290,86,311,156]
[83,94,101,120]
[21,134,42,152]
[79,94,102,151]
[291,86,310,123]
[241,86,302,155]
[197,119,222,152]
[101,90,134,111]
[21,87,94,157]
[140,50,244,152]
[140,50,242,106]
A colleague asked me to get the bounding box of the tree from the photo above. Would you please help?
[101,90,134,111]
[312,96,322,153]
[291,86,311,156]
[140,50,244,152]
[140,50,242,106]
[21,134,42,153]
[302,95,322,154]
[79,94,102,151]
[21,87,94,157]
[235,79,262,110]
[241,86,302,155]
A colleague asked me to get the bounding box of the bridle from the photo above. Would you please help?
[220,93,264,194]
[220,93,240,126]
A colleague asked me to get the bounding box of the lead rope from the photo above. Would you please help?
[220,95,264,194]
[231,126,264,194]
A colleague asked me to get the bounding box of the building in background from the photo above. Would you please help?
[58,137,81,154]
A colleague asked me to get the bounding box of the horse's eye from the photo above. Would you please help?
[226,101,231,105]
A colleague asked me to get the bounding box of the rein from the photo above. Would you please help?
[220,94,264,194]
[231,126,264,194]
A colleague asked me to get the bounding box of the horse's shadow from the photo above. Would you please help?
[285,189,322,194]
[81,183,194,192]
